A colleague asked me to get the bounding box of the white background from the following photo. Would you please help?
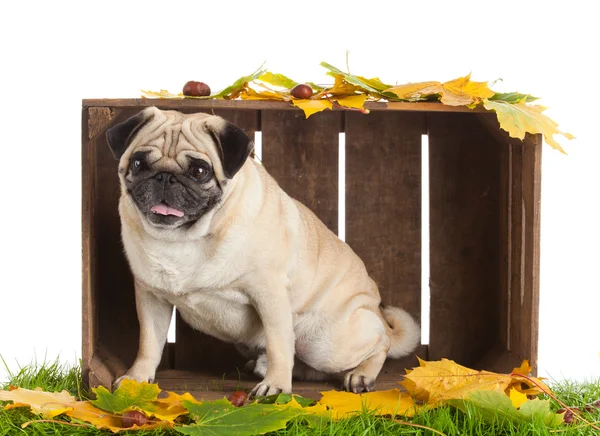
[0,1,598,384]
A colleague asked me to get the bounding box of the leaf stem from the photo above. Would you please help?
[393,419,447,436]
[22,419,92,429]
[511,373,600,431]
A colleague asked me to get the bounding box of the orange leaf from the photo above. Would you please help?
[65,401,171,433]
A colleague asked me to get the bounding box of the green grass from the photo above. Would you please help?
[1,359,599,435]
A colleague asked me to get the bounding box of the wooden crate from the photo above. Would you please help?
[82,99,541,399]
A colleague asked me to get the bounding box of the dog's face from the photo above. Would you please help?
[106,107,253,229]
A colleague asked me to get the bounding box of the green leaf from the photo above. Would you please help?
[213,64,267,99]
[450,390,563,427]
[255,393,315,407]
[90,380,160,413]
[306,82,325,91]
[320,62,385,96]
[258,72,298,89]
[490,92,539,103]
[178,399,303,436]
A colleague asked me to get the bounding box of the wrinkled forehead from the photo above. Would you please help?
[129,110,216,157]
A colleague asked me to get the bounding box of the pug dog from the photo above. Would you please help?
[107,107,420,396]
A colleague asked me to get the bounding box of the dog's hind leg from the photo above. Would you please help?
[342,350,387,393]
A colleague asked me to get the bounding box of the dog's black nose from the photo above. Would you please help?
[154,172,177,185]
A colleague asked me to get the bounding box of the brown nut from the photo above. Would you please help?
[227,390,248,407]
[183,81,211,97]
[121,410,150,428]
[291,84,313,99]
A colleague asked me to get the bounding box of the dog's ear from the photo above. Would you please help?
[106,108,155,160]
[206,119,254,179]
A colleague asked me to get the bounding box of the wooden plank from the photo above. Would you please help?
[428,112,503,366]
[81,107,96,387]
[508,134,542,371]
[174,109,259,371]
[82,98,490,113]
[261,110,341,233]
[345,111,424,322]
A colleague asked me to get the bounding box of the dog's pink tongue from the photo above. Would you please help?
[151,204,184,217]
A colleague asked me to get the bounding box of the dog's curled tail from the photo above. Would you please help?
[382,306,421,359]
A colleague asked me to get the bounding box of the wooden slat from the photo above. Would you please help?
[428,112,503,365]
[174,109,259,371]
[508,134,542,371]
[82,98,490,113]
[345,111,424,322]
[261,110,341,233]
[81,107,96,387]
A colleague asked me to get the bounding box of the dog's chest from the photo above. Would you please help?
[128,237,239,294]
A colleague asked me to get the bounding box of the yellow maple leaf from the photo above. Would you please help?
[0,387,76,419]
[384,81,443,100]
[66,401,171,433]
[336,94,368,110]
[239,87,288,101]
[509,388,528,408]
[440,74,495,106]
[292,99,333,118]
[401,358,547,407]
[318,388,420,419]
[482,100,573,154]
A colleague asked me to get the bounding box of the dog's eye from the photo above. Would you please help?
[132,159,142,170]
[189,162,212,182]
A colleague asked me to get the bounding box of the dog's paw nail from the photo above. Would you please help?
[343,373,375,393]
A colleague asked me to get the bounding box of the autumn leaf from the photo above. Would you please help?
[451,390,563,427]
[509,388,529,408]
[440,74,495,106]
[177,398,303,436]
[212,64,267,99]
[384,81,443,101]
[490,92,539,103]
[0,387,76,419]
[239,87,288,101]
[320,62,387,97]
[292,99,333,118]
[336,94,368,110]
[401,358,546,407]
[65,401,170,433]
[91,380,160,413]
[258,72,298,89]
[318,388,420,419]
[483,100,573,154]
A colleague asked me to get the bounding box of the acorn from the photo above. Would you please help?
[227,390,248,407]
[183,81,211,97]
[121,410,150,428]
[291,84,313,99]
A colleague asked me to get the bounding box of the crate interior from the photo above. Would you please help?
[83,104,538,400]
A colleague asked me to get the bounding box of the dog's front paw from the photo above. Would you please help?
[113,373,155,391]
[250,380,292,397]
[343,372,376,393]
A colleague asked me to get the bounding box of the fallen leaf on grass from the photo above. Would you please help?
[177,398,303,436]
[400,358,547,407]
[66,400,171,433]
[451,390,564,426]
[318,388,420,419]
[0,387,76,418]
